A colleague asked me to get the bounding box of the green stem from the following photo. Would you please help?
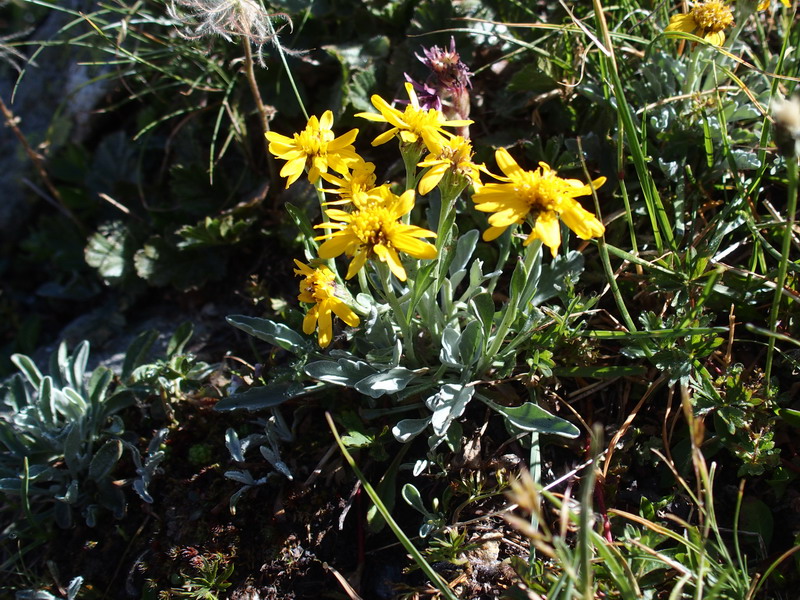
[266,16,308,120]
[376,262,418,365]
[765,157,798,385]
[479,240,541,373]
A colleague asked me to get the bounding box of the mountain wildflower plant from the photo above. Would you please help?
[225,39,604,476]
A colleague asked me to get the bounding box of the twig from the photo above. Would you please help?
[0,95,83,232]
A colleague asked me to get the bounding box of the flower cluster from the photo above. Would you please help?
[265,41,607,347]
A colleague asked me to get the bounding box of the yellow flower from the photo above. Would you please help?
[757,0,791,9]
[355,82,472,152]
[320,157,377,209]
[316,189,437,281]
[266,111,360,188]
[472,149,606,257]
[294,260,360,348]
[665,0,735,46]
[417,136,484,195]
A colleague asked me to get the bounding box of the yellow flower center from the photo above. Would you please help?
[349,206,392,248]
[691,1,734,32]
[402,106,446,136]
[514,169,567,215]
[302,268,337,303]
[294,123,335,158]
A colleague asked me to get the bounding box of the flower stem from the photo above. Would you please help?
[376,262,418,365]
[765,156,798,386]
[479,239,541,374]
[241,38,279,191]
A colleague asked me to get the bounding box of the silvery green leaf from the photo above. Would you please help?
[147,428,169,454]
[458,320,483,367]
[5,373,30,412]
[133,478,154,504]
[105,415,125,435]
[84,504,99,527]
[228,486,249,516]
[0,419,27,456]
[66,576,84,600]
[305,358,376,387]
[226,315,310,355]
[439,325,462,368]
[68,341,90,391]
[392,418,430,443]
[88,367,113,408]
[401,483,428,514]
[412,459,428,477]
[56,480,79,504]
[468,258,486,289]
[225,428,245,462]
[224,469,256,485]
[37,376,55,427]
[427,385,474,437]
[89,439,123,481]
[259,446,293,480]
[444,420,463,452]
[10,353,43,389]
[354,367,416,398]
[471,293,495,335]
[483,398,580,438]
[448,229,479,287]
[214,381,303,411]
[59,387,88,421]
[64,423,85,474]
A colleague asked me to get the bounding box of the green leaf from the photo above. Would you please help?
[84,221,132,283]
[214,382,303,412]
[471,292,495,336]
[448,229,480,287]
[354,367,416,398]
[227,315,310,355]
[401,483,429,515]
[122,330,158,380]
[168,321,194,356]
[482,398,580,438]
[427,384,474,437]
[38,376,55,427]
[68,340,90,391]
[439,325,462,368]
[305,358,376,387]
[89,439,123,482]
[458,320,484,367]
[392,418,430,443]
[10,353,43,389]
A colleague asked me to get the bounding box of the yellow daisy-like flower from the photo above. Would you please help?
[417,136,484,196]
[472,148,606,257]
[294,259,360,348]
[355,82,472,152]
[757,0,791,9]
[265,111,360,188]
[665,1,735,47]
[316,189,437,281]
[320,157,377,209]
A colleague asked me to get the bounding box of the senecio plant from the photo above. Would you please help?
[226,40,606,449]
